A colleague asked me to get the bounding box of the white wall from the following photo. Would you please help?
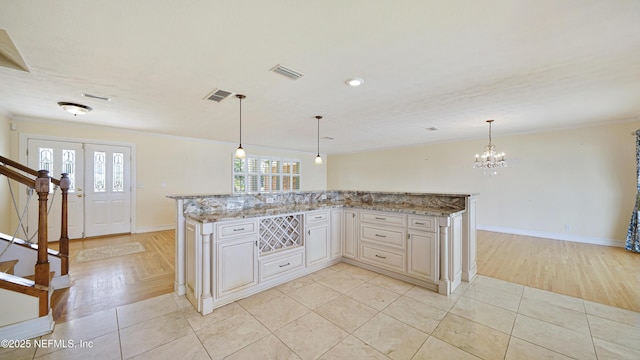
[0,113,11,234]
[328,121,640,246]
[8,116,327,233]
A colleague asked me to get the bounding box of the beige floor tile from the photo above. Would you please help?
[522,287,585,312]
[276,274,316,294]
[318,335,389,360]
[0,344,37,360]
[412,336,481,360]
[471,276,525,295]
[462,281,522,312]
[246,294,310,331]
[237,287,284,310]
[288,282,341,309]
[129,332,210,360]
[225,333,300,360]
[353,312,428,360]
[588,314,640,351]
[404,285,461,311]
[584,300,640,328]
[304,267,338,281]
[518,298,590,334]
[505,337,574,360]
[432,313,510,360]
[181,301,247,331]
[37,308,118,356]
[340,266,379,281]
[347,283,401,311]
[195,311,270,360]
[367,274,414,294]
[593,337,640,360]
[314,295,378,332]
[512,314,596,360]
[116,293,179,329]
[275,312,348,360]
[318,271,365,294]
[33,331,121,360]
[119,311,193,359]
[383,295,447,334]
[328,262,355,272]
[450,296,516,334]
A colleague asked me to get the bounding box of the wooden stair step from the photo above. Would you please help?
[0,259,19,275]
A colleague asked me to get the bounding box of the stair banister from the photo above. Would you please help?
[59,173,70,276]
[0,155,60,186]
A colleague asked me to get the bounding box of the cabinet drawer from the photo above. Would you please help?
[361,225,406,249]
[360,211,406,227]
[259,250,304,281]
[360,244,405,273]
[306,210,329,225]
[217,220,257,239]
[408,216,437,232]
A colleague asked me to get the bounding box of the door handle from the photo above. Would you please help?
[77,194,83,198]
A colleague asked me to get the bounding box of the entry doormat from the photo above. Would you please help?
[75,242,145,262]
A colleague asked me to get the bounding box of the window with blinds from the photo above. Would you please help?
[234,155,300,194]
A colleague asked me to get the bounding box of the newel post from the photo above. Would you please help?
[59,173,70,276]
[35,170,51,290]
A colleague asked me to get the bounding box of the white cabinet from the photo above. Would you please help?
[343,209,358,259]
[215,219,259,299]
[216,236,258,298]
[185,221,200,310]
[407,230,438,283]
[305,210,330,267]
[330,209,343,259]
[359,210,407,272]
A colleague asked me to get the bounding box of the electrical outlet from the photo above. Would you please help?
[265,196,274,204]
[321,194,327,200]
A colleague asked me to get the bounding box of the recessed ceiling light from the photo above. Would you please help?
[345,77,364,87]
[57,102,92,116]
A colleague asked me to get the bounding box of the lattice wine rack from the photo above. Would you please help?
[259,214,303,255]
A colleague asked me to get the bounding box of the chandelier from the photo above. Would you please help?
[473,120,507,172]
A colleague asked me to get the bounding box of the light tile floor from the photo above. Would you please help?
[3,262,640,360]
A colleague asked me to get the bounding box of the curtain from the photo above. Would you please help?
[626,129,640,252]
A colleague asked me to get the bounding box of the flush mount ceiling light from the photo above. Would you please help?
[235,94,246,158]
[57,102,92,116]
[473,120,507,175]
[345,77,364,87]
[314,115,323,165]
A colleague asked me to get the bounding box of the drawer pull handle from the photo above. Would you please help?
[233,228,245,232]
[374,234,387,238]
[375,254,387,259]
[279,262,291,268]
[415,222,425,225]
[315,216,323,219]
[375,217,386,220]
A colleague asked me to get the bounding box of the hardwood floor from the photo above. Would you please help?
[49,230,175,323]
[477,230,640,312]
[48,229,640,324]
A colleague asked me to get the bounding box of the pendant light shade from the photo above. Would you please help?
[235,94,246,158]
[314,115,323,165]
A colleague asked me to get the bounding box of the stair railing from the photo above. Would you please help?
[0,156,70,284]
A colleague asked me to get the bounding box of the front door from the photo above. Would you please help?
[26,139,132,241]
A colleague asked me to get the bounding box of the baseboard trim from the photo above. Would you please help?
[0,310,54,341]
[135,225,175,233]
[478,225,625,248]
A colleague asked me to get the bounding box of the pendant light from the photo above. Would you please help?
[314,115,323,164]
[235,94,246,158]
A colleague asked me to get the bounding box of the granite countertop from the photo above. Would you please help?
[187,201,465,223]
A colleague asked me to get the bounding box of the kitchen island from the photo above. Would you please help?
[167,190,477,314]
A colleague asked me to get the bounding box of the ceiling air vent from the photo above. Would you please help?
[205,88,233,102]
[270,64,304,80]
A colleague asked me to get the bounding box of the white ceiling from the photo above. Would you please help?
[0,1,639,154]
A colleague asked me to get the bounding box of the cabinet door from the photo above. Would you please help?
[407,231,438,283]
[330,210,343,259]
[306,224,329,266]
[343,210,358,259]
[217,237,258,298]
